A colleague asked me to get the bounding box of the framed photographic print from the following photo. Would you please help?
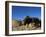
[5,1,45,36]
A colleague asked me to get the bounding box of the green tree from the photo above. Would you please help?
[24,16,32,25]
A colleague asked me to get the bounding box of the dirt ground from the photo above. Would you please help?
[12,24,41,31]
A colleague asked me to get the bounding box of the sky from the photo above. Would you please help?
[12,6,41,21]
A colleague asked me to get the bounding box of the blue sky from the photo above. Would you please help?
[12,6,41,20]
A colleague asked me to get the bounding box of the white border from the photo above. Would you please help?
[9,3,44,34]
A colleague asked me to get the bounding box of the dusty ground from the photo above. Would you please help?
[12,24,41,31]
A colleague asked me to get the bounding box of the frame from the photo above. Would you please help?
[5,1,45,36]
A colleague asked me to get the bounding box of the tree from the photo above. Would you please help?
[33,18,41,27]
[23,16,41,28]
[24,16,32,25]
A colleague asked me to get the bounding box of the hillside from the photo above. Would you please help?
[12,16,41,31]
